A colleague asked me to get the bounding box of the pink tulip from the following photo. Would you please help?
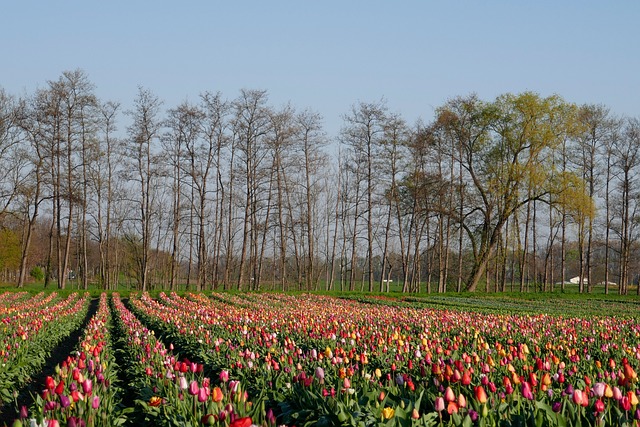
[92,395,100,409]
[82,379,92,395]
[613,386,623,400]
[189,380,199,396]
[435,397,445,412]
[198,386,209,402]
[592,382,606,397]
[522,382,534,400]
[179,376,188,390]
[445,387,455,402]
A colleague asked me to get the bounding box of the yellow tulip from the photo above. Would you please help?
[382,407,395,419]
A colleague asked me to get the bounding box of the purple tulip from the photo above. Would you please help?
[60,394,71,408]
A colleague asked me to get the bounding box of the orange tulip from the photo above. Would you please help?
[474,385,488,404]
[212,387,223,403]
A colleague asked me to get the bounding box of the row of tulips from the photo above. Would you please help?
[14,293,126,427]
[111,293,259,427]
[398,294,640,318]
[130,292,640,426]
[0,293,89,407]
[0,292,30,313]
[0,292,59,343]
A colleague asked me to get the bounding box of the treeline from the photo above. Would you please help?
[0,70,638,294]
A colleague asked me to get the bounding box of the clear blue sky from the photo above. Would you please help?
[2,1,638,137]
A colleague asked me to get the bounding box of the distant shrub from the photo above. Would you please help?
[30,266,45,282]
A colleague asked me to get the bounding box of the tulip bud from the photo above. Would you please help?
[434,397,445,412]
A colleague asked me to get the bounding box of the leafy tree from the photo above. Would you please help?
[435,92,591,291]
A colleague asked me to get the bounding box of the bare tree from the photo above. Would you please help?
[199,92,229,290]
[232,89,272,290]
[340,100,387,291]
[125,87,163,291]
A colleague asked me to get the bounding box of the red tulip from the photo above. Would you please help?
[45,376,56,391]
[572,390,588,407]
[229,417,252,427]
[447,401,459,414]
[462,370,471,385]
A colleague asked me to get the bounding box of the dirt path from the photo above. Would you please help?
[0,298,99,427]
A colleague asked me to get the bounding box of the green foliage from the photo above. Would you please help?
[29,266,44,282]
[0,227,21,270]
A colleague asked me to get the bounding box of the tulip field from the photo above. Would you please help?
[1,292,639,426]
